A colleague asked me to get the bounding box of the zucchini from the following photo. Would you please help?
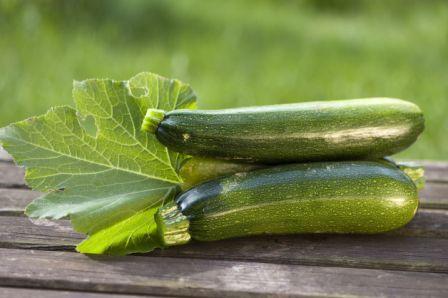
[179,156,262,190]
[179,156,425,191]
[142,98,424,163]
[156,161,419,246]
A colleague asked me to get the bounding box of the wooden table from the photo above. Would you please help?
[1,148,447,297]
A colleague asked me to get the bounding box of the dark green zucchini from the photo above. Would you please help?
[142,98,424,163]
[156,161,419,246]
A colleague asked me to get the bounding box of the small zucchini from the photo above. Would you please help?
[179,156,262,190]
[142,98,424,163]
[156,161,419,246]
[179,156,425,191]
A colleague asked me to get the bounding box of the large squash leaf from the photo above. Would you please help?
[0,72,196,253]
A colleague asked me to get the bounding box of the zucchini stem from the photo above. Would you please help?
[141,109,166,133]
[155,200,191,246]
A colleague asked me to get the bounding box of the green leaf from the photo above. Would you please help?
[76,206,162,255]
[0,72,196,239]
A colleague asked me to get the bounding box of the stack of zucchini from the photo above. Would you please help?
[142,98,425,246]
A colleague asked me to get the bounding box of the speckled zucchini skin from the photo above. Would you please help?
[172,161,418,242]
[156,98,424,163]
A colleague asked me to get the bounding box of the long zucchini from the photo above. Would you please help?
[156,161,419,246]
[142,98,424,163]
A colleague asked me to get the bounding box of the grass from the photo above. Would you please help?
[0,0,447,160]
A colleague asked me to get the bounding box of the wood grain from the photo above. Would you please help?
[0,287,152,298]
[1,248,448,297]
[418,161,448,183]
[1,210,448,273]
[0,216,83,250]
[418,182,448,209]
[390,208,448,238]
[0,188,41,215]
[0,162,26,188]
[155,233,448,273]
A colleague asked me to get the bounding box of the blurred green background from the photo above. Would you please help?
[0,0,447,159]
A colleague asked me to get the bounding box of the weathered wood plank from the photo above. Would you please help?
[391,209,448,238]
[0,216,83,250]
[0,147,12,162]
[156,234,448,274]
[0,287,153,298]
[418,161,448,183]
[0,162,26,188]
[418,182,448,209]
[1,248,448,298]
[1,210,448,273]
[0,188,41,215]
